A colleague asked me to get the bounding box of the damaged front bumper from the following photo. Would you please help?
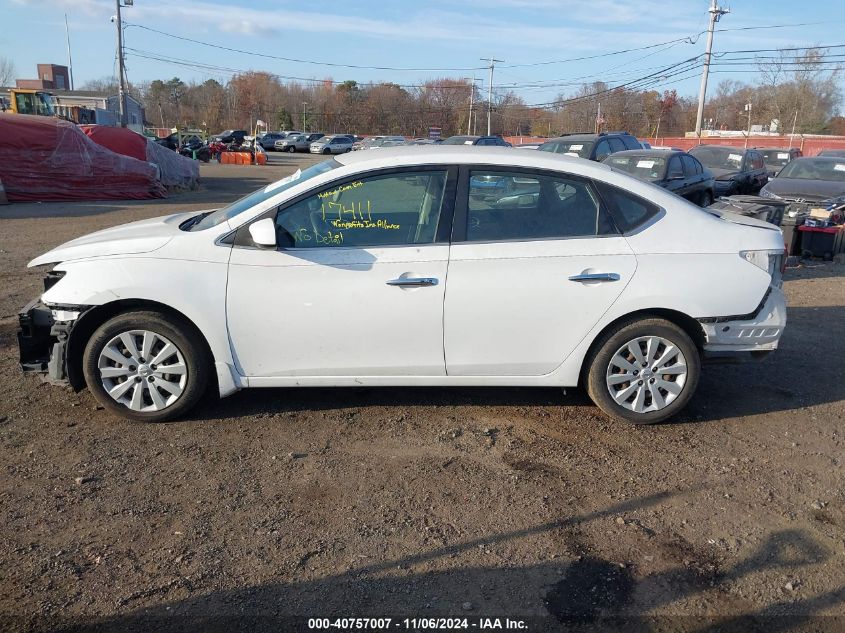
[699,285,786,355]
[18,299,84,384]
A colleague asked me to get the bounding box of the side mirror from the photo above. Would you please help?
[248,217,277,248]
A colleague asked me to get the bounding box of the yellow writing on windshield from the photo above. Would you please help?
[322,200,373,222]
[318,181,364,200]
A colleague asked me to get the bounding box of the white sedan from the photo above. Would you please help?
[19,147,786,424]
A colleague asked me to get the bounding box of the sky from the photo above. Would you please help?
[3,0,844,110]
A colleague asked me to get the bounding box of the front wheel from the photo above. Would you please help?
[82,311,210,422]
[322,148,331,155]
[586,318,700,424]
[699,190,713,207]
[287,146,296,153]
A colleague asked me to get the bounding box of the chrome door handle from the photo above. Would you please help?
[386,277,439,287]
[568,272,620,282]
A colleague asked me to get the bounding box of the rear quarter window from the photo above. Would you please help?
[597,182,661,233]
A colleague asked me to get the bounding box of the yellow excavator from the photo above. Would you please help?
[2,89,56,116]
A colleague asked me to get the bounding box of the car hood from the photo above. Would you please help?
[760,178,845,202]
[28,211,196,267]
[708,167,742,180]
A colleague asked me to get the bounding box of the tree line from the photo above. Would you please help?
[81,46,841,138]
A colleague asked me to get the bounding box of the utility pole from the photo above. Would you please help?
[64,14,74,90]
[744,102,753,148]
[694,0,729,138]
[302,102,308,131]
[481,56,503,136]
[114,0,130,127]
[467,77,475,135]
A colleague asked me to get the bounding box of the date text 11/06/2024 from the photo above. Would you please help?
[307,617,529,630]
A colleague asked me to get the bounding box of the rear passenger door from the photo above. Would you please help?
[443,167,637,376]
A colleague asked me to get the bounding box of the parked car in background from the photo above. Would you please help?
[371,136,406,148]
[310,135,354,154]
[211,129,248,144]
[603,150,715,207]
[538,132,642,161]
[441,135,511,146]
[155,134,179,151]
[20,147,786,425]
[275,134,310,153]
[688,145,768,196]
[514,143,541,150]
[817,149,845,158]
[305,133,325,143]
[257,132,286,151]
[405,138,441,145]
[759,147,802,179]
[354,136,385,150]
[759,156,845,202]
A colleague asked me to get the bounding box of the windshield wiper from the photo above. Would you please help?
[180,211,213,231]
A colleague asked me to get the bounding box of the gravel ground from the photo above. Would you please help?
[0,156,843,632]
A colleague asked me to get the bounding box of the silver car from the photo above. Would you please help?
[274,134,309,153]
[310,135,353,154]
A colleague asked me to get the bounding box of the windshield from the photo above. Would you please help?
[605,155,667,181]
[189,159,341,231]
[539,140,594,159]
[760,150,793,167]
[691,146,744,170]
[777,158,845,182]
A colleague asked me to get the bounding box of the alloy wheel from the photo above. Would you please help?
[97,330,188,412]
[605,335,688,414]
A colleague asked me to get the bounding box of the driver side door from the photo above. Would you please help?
[226,167,456,378]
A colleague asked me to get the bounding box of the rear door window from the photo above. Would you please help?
[597,183,661,233]
[681,155,699,177]
[608,138,626,153]
[463,169,616,241]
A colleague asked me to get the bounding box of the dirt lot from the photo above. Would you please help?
[1,155,844,632]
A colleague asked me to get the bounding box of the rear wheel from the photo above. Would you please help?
[82,311,210,422]
[586,318,700,424]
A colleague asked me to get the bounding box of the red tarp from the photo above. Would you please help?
[81,124,200,189]
[0,113,165,201]
[80,125,148,161]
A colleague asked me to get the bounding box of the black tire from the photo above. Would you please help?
[322,148,330,155]
[287,145,296,153]
[585,317,700,425]
[699,190,713,207]
[82,311,210,422]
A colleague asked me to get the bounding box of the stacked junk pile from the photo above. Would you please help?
[0,113,199,202]
[710,194,845,261]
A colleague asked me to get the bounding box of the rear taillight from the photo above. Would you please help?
[740,249,784,286]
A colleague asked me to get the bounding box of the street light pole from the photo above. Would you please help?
[694,0,728,138]
[481,56,503,136]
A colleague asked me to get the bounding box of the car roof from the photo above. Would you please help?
[607,149,681,158]
[689,144,748,152]
[334,145,612,173]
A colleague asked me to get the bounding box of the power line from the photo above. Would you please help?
[124,22,488,72]
[499,33,704,68]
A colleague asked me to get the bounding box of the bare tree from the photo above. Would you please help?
[0,57,16,87]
